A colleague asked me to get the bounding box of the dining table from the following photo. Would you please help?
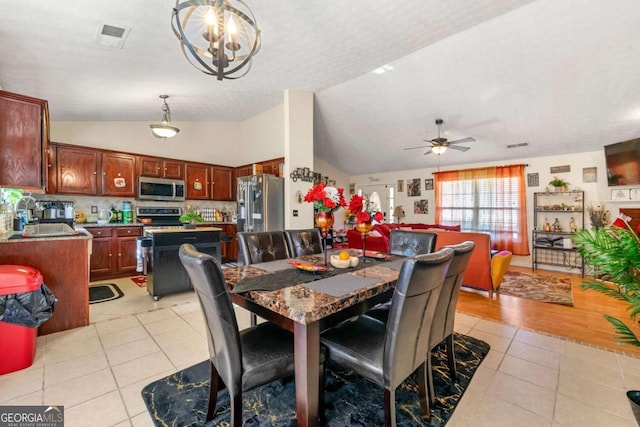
[222,250,405,427]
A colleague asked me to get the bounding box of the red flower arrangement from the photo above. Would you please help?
[304,183,346,213]
[348,194,384,223]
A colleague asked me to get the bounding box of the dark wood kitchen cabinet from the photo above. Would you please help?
[137,155,185,180]
[0,90,49,192]
[101,152,136,197]
[211,166,234,201]
[87,226,142,280]
[185,162,210,200]
[221,223,238,262]
[51,143,135,197]
[52,144,100,195]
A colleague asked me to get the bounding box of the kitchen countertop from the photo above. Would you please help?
[0,228,92,243]
[80,221,236,228]
[143,226,223,234]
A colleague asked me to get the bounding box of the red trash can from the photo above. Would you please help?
[0,265,43,375]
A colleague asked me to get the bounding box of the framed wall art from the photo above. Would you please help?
[414,200,428,214]
[611,189,630,201]
[407,178,421,197]
[424,179,434,191]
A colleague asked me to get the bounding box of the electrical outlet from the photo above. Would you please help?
[293,210,298,217]
[91,206,98,213]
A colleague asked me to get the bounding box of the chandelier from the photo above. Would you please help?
[149,95,180,139]
[171,0,261,80]
[431,145,448,155]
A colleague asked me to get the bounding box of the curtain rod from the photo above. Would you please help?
[432,163,528,175]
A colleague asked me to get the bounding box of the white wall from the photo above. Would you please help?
[238,104,285,165]
[314,157,350,230]
[350,150,640,268]
[51,121,241,165]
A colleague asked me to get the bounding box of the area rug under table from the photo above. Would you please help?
[141,333,489,426]
[498,270,574,306]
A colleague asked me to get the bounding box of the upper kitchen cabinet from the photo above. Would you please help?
[262,157,284,177]
[137,155,185,180]
[101,152,136,197]
[185,162,210,200]
[52,144,100,195]
[0,90,49,192]
[211,166,234,201]
[52,143,135,197]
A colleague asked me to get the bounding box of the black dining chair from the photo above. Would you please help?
[284,228,323,257]
[237,231,290,265]
[389,229,438,257]
[366,241,475,404]
[320,247,454,426]
[237,231,291,326]
[179,243,325,426]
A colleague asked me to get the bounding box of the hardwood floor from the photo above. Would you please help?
[457,264,640,358]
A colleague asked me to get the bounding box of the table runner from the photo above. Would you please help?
[302,274,380,297]
[231,256,396,294]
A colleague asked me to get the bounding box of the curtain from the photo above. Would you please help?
[434,164,529,255]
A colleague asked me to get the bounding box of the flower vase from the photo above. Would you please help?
[355,221,374,262]
[315,212,334,266]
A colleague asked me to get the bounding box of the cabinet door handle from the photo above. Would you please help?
[127,230,131,234]
[109,253,112,257]
[118,253,121,257]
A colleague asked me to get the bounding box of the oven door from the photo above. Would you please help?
[138,177,186,201]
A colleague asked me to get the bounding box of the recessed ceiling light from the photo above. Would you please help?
[371,64,394,75]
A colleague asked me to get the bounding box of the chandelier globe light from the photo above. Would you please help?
[171,0,261,81]
[431,145,448,155]
[149,95,180,140]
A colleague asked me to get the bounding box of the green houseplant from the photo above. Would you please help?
[573,223,640,422]
[548,176,569,192]
[180,211,204,228]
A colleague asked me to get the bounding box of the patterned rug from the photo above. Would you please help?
[498,271,574,306]
[130,276,146,287]
[141,333,489,426]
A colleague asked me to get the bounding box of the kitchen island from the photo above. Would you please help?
[144,226,222,300]
[0,229,92,335]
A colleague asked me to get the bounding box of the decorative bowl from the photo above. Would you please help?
[330,255,351,269]
[349,256,359,267]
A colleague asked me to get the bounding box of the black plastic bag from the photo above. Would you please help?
[0,283,57,327]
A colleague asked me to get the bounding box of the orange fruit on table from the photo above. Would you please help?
[339,251,350,261]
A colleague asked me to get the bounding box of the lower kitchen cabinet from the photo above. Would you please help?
[221,223,238,263]
[87,226,142,280]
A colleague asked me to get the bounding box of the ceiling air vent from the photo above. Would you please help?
[506,142,529,149]
[95,23,130,49]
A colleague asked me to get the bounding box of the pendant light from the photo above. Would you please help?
[150,95,180,140]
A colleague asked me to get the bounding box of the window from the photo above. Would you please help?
[434,164,530,255]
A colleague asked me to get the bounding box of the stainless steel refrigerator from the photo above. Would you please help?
[237,174,284,233]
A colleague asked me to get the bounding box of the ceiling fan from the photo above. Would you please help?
[404,119,475,155]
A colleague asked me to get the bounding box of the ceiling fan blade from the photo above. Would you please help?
[404,145,428,150]
[448,145,471,152]
[448,136,475,145]
[423,148,433,155]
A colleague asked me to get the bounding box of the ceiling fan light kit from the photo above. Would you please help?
[150,95,180,140]
[171,0,261,81]
[404,118,475,156]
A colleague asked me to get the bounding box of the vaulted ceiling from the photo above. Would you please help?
[1,0,639,175]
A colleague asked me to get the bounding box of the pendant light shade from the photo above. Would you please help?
[171,0,261,81]
[150,95,180,140]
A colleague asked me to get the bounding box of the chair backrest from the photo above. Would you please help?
[237,231,290,265]
[284,228,323,257]
[389,230,438,257]
[429,241,475,350]
[383,247,454,389]
[491,250,513,288]
[178,243,243,395]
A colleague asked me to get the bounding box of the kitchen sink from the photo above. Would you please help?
[9,223,84,239]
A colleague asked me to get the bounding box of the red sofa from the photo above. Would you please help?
[346,222,461,252]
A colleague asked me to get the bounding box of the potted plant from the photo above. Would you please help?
[548,176,569,192]
[180,211,204,228]
[573,223,640,421]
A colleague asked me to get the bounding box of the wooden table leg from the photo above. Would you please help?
[294,321,320,427]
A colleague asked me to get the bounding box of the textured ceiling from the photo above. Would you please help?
[1,0,639,175]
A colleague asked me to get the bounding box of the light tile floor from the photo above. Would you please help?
[1,277,638,427]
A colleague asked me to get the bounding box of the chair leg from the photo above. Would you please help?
[426,352,436,405]
[417,363,431,421]
[446,334,458,382]
[206,361,220,421]
[250,312,257,326]
[383,387,396,427]
[230,391,242,427]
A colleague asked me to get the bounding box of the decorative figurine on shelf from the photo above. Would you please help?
[552,218,562,232]
[569,217,577,233]
[544,218,552,232]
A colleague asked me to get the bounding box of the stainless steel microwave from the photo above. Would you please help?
[137,177,186,201]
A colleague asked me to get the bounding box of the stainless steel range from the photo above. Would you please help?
[136,206,183,227]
